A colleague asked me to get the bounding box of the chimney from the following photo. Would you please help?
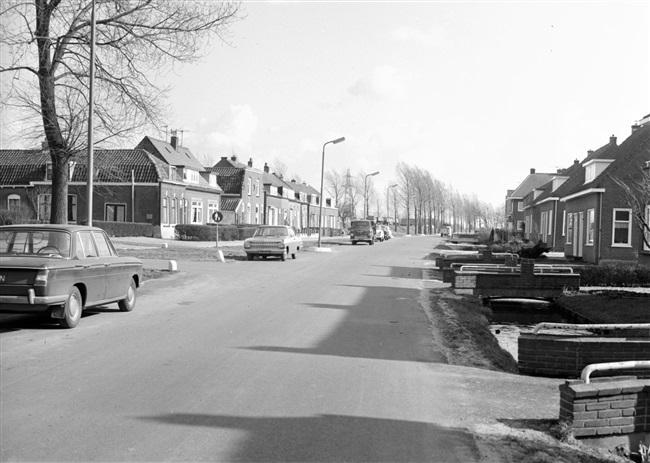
[221,156,227,161]
[574,159,580,166]
[587,149,594,156]
[530,168,536,174]
[231,155,237,162]
[170,135,178,150]
[291,179,296,183]
[264,163,269,173]
[610,135,617,146]
[632,123,641,133]
[247,158,253,168]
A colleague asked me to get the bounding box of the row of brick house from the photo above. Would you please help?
[505,114,650,265]
[0,134,340,239]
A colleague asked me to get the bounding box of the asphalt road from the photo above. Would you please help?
[0,236,562,462]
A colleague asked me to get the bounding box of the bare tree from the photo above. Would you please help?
[270,158,288,178]
[1,0,241,223]
[611,162,650,250]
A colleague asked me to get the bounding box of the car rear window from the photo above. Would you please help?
[0,229,71,257]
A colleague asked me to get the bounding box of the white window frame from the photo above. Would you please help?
[247,177,252,196]
[37,194,52,222]
[207,201,219,223]
[547,211,553,235]
[191,199,203,224]
[562,210,566,236]
[256,179,260,197]
[105,203,127,222]
[7,194,20,212]
[586,209,595,245]
[517,202,523,212]
[162,196,169,224]
[612,208,632,247]
[566,213,573,244]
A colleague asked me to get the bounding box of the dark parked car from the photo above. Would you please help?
[0,224,143,328]
[244,225,302,261]
[349,220,375,245]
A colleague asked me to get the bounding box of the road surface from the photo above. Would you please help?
[1,236,559,462]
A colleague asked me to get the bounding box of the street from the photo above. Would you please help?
[1,236,559,462]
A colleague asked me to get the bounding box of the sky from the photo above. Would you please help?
[2,1,649,207]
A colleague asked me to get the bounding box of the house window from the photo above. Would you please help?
[612,208,632,246]
[586,209,595,245]
[208,201,219,223]
[162,196,169,224]
[547,211,553,235]
[517,202,523,212]
[562,210,566,236]
[37,194,51,222]
[540,212,547,239]
[191,199,203,224]
[106,203,126,222]
[7,194,20,212]
[247,177,252,196]
[171,198,177,224]
[68,195,77,223]
[45,162,52,181]
[566,213,573,244]
[256,179,260,197]
[255,204,259,224]
[246,203,251,223]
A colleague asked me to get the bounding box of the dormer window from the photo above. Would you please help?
[183,168,199,184]
[584,159,614,183]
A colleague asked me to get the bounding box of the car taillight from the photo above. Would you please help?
[34,269,49,286]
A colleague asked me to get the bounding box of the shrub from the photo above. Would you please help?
[0,206,37,225]
[576,261,650,287]
[94,220,154,237]
[175,224,258,241]
[517,239,550,259]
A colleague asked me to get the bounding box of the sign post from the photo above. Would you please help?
[212,211,223,247]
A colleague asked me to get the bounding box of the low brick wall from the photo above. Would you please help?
[559,376,650,438]
[435,251,516,269]
[519,334,650,378]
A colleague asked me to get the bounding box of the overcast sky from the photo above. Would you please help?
[3,1,649,207]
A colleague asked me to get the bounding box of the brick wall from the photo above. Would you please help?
[559,376,650,438]
[519,334,650,378]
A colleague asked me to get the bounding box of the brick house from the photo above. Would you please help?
[1,136,222,238]
[134,134,223,238]
[559,118,650,264]
[209,156,266,225]
[505,168,556,238]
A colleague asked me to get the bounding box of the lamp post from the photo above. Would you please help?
[364,171,379,219]
[386,184,397,224]
[318,136,345,248]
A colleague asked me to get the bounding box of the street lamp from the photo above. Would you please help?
[318,136,345,248]
[387,184,397,224]
[364,171,379,219]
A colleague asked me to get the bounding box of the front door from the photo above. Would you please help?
[572,212,584,258]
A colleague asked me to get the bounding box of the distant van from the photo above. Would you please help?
[349,220,375,245]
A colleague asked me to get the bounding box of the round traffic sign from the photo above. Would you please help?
[212,211,223,223]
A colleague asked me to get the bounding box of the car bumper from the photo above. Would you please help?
[245,250,283,255]
[0,290,67,312]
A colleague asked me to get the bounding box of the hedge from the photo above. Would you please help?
[175,224,257,241]
[575,262,650,287]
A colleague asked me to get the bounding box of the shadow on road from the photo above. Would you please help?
[139,412,480,462]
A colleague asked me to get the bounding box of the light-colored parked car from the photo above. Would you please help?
[381,225,393,240]
[244,225,302,261]
[374,227,385,242]
[0,224,143,328]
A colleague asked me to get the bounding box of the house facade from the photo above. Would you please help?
[210,156,266,225]
[505,168,556,238]
[560,120,650,265]
[1,135,222,239]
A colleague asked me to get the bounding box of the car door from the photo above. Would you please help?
[77,231,106,305]
[93,231,127,301]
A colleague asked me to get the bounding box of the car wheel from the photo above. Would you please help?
[352,241,357,245]
[370,240,374,245]
[247,254,254,261]
[59,287,83,329]
[291,250,297,259]
[281,250,287,261]
[118,278,137,312]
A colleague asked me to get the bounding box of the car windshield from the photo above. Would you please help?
[0,229,71,258]
[253,227,288,237]
[350,221,371,231]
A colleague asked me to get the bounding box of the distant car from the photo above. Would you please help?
[381,225,393,240]
[374,227,385,242]
[244,225,302,261]
[0,224,143,328]
[349,220,374,245]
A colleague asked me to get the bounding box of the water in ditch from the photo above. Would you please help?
[486,298,579,362]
